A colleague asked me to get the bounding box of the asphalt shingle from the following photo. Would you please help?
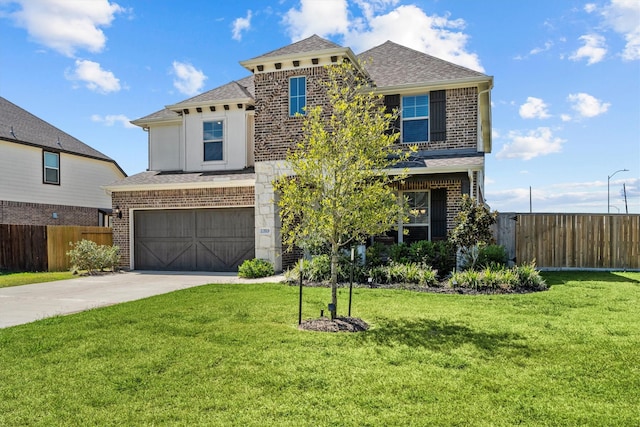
[0,96,117,163]
[359,41,488,88]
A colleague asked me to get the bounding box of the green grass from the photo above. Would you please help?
[0,271,75,288]
[0,272,638,426]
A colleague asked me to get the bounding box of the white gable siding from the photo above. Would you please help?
[0,140,123,208]
[149,124,182,171]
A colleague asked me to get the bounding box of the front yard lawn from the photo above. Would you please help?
[0,271,638,426]
[0,271,75,288]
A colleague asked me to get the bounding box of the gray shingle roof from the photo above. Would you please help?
[170,75,255,107]
[0,96,119,164]
[246,34,343,61]
[359,41,488,88]
[132,107,181,123]
[106,169,255,189]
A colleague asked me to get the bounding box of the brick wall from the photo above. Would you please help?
[0,200,99,226]
[254,66,332,162]
[111,186,255,269]
[396,87,479,152]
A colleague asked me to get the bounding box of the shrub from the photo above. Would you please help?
[238,258,274,279]
[365,242,389,267]
[67,240,119,274]
[477,244,508,268]
[368,262,438,286]
[515,261,547,290]
[388,243,411,264]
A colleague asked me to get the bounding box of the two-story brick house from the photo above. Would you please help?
[105,35,492,272]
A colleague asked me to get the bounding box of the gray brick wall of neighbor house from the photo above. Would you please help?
[253,66,332,163]
[0,200,100,226]
[111,186,254,269]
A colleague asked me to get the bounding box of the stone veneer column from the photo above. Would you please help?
[254,160,290,272]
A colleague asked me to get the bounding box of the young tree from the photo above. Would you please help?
[449,194,498,269]
[274,60,414,319]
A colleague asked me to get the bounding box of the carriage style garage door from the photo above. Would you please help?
[134,208,255,271]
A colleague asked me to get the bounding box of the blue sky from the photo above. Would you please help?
[1,0,638,213]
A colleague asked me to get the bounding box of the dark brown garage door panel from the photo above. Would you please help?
[134,208,255,271]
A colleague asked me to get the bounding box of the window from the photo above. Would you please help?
[289,76,306,116]
[43,151,60,184]
[402,95,429,143]
[203,121,223,161]
[400,191,430,243]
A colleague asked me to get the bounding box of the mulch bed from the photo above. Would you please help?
[299,316,370,332]
[295,281,546,295]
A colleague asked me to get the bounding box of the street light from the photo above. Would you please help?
[608,169,629,213]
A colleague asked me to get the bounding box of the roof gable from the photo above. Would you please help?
[169,75,255,109]
[359,41,488,88]
[246,35,343,61]
[0,96,118,164]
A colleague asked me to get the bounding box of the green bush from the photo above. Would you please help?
[388,243,411,264]
[67,240,119,274]
[477,244,508,268]
[365,242,389,267]
[368,262,438,286]
[238,259,275,279]
[449,262,546,291]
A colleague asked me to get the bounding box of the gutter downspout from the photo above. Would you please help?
[477,87,490,153]
[468,169,475,199]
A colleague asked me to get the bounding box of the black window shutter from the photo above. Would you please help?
[430,90,446,141]
[384,94,400,136]
[431,188,447,240]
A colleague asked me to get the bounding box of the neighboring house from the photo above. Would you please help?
[105,35,493,272]
[0,96,126,226]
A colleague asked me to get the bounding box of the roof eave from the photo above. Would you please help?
[166,97,254,111]
[374,75,493,95]
[240,47,359,71]
[103,178,256,194]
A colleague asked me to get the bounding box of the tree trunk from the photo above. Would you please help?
[330,243,339,319]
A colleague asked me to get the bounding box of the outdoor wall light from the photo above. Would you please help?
[114,206,122,219]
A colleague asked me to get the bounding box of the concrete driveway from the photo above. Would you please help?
[0,271,283,329]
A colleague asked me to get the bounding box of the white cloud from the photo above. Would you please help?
[584,3,597,13]
[496,127,566,161]
[91,114,136,128]
[560,114,572,122]
[282,0,484,72]
[66,59,121,93]
[282,0,349,41]
[171,61,207,96]
[602,0,640,61]
[570,34,607,64]
[5,0,125,57]
[232,10,252,41]
[530,41,553,55]
[567,92,610,118]
[519,97,550,119]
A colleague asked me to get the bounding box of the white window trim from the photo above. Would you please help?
[203,119,225,163]
[401,94,430,144]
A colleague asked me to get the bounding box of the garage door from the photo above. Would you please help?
[134,208,255,272]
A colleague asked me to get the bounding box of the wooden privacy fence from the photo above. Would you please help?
[495,213,640,270]
[47,226,113,271]
[0,225,112,272]
[0,224,48,271]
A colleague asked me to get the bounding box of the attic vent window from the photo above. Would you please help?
[293,60,300,67]
[312,58,319,65]
[210,106,216,112]
[330,56,338,63]
[183,109,190,114]
[196,107,202,113]
[237,104,243,109]
[224,105,230,111]
[257,65,264,72]
[275,62,282,70]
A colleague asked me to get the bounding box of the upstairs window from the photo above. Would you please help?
[43,151,60,185]
[289,76,306,116]
[402,95,429,143]
[203,121,223,161]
